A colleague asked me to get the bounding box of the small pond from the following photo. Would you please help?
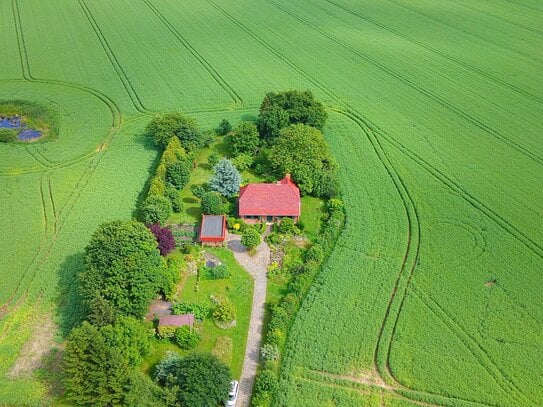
[0,116,42,141]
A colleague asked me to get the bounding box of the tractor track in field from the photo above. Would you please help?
[320,0,543,108]
[77,0,149,114]
[329,109,528,407]
[383,0,543,66]
[200,3,532,405]
[295,370,441,407]
[265,0,543,166]
[439,0,543,37]
[11,0,122,127]
[502,0,543,14]
[376,128,543,259]
[413,287,534,406]
[142,0,243,108]
[301,369,450,407]
[3,0,122,312]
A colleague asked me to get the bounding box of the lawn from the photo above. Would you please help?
[300,196,325,241]
[179,247,253,378]
[168,136,265,225]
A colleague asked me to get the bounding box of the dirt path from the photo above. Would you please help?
[227,232,270,407]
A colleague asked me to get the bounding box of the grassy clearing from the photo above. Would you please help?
[168,135,265,224]
[300,196,325,241]
[179,247,253,377]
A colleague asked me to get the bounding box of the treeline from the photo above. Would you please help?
[221,90,339,199]
[61,112,233,406]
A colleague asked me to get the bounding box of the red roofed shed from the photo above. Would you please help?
[238,174,301,223]
[199,215,227,246]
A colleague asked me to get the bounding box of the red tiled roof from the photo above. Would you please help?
[158,314,195,327]
[239,175,300,217]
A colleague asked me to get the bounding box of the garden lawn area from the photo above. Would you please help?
[167,136,265,225]
[300,196,325,241]
[179,247,253,378]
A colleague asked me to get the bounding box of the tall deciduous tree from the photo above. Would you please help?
[226,121,260,156]
[154,353,231,407]
[81,221,162,319]
[146,112,201,150]
[269,124,337,196]
[209,158,242,198]
[257,90,327,141]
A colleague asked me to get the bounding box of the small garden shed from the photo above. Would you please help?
[199,214,227,246]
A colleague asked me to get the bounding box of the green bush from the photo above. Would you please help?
[142,194,172,225]
[166,159,191,189]
[305,244,324,264]
[266,328,285,345]
[278,218,298,235]
[146,112,201,150]
[165,186,182,213]
[174,326,201,350]
[190,183,208,199]
[213,298,236,323]
[257,90,327,141]
[216,118,232,136]
[201,264,230,280]
[327,198,344,213]
[260,343,280,362]
[201,191,225,215]
[241,227,261,250]
[232,153,254,171]
[0,128,17,143]
[208,152,220,168]
[254,369,278,395]
[157,325,176,339]
[226,121,260,155]
[268,304,289,333]
[171,302,210,320]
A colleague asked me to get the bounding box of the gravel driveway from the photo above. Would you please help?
[226,232,270,407]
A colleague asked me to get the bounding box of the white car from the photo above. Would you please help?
[225,380,239,407]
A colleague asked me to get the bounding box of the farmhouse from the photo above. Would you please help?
[158,314,195,329]
[199,214,227,245]
[239,174,301,223]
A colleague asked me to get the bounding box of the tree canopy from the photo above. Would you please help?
[209,158,242,198]
[81,220,162,319]
[269,124,337,196]
[201,191,225,215]
[155,353,231,407]
[146,112,201,150]
[241,227,261,250]
[63,322,133,405]
[257,90,327,141]
[226,121,260,156]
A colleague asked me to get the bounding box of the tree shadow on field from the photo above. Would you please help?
[241,113,257,122]
[133,131,161,220]
[56,252,88,338]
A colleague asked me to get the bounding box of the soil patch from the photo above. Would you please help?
[8,314,57,378]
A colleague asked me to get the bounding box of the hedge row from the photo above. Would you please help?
[141,137,192,224]
[252,199,346,406]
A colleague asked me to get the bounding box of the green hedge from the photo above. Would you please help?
[141,137,191,224]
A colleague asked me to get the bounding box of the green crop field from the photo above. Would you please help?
[0,0,541,405]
